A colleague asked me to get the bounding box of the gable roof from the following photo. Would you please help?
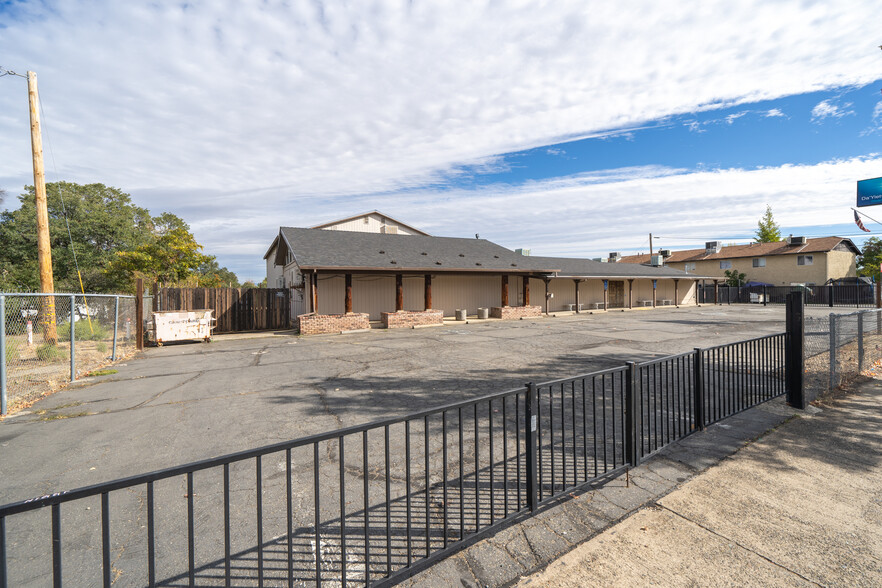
[276,227,560,273]
[619,237,860,265]
[309,210,430,236]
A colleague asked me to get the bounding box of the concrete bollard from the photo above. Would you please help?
[455,309,467,321]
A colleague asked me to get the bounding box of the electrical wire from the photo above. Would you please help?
[37,79,94,333]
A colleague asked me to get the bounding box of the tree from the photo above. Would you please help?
[107,228,212,287]
[0,182,156,292]
[724,269,746,286]
[754,205,781,243]
[857,237,882,280]
[196,257,239,287]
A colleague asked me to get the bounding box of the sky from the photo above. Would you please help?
[1,0,881,281]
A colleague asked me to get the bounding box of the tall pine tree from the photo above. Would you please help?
[755,205,782,243]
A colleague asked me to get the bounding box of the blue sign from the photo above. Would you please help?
[857,177,882,207]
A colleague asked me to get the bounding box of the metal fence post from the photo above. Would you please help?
[1,295,7,416]
[525,383,538,512]
[829,313,837,392]
[858,312,864,374]
[763,285,767,306]
[111,296,119,361]
[70,294,76,382]
[625,361,640,467]
[785,292,805,409]
[692,347,705,431]
[828,285,834,308]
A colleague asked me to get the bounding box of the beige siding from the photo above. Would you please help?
[266,244,283,287]
[825,250,857,282]
[320,213,423,236]
[432,274,503,316]
[675,251,855,286]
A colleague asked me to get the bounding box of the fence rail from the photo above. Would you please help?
[0,331,789,587]
[698,284,878,308]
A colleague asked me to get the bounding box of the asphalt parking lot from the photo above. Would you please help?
[0,304,820,501]
[0,304,835,585]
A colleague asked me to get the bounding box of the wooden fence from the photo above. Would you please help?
[152,287,291,333]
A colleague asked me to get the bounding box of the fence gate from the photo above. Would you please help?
[153,287,290,333]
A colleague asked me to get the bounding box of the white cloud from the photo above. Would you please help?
[725,111,748,124]
[0,1,879,277]
[764,108,786,117]
[811,99,855,121]
[546,148,566,156]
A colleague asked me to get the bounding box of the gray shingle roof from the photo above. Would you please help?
[525,256,704,279]
[276,227,707,279]
[278,227,561,273]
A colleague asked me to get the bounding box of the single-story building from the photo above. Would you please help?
[618,236,859,286]
[265,212,708,334]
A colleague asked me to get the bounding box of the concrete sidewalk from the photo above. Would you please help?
[518,381,882,587]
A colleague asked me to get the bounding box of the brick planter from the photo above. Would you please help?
[490,305,543,320]
[381,310,444,329]
[298,313,370,335]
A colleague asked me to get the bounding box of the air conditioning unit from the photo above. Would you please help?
[659,249,671,258]
[608,252,621,262]
[650,255,664,266]
[515,248,531,256]
[705,241,722,254]
[787,236,806,245]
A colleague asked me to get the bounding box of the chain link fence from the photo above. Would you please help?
[829,309,882,392]
[1,293,138,415]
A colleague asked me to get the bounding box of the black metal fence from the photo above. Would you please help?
[0,334,788,587]
[698,284,877,308]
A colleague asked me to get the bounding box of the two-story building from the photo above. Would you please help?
[618,236,859,286]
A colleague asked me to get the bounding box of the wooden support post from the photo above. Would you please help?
[523,277,530,306]
[396,273,403,311]
[544,278,550,314]
[574,279,580,313]
[501,274,509,307]
[424,274,432,310]
[695,280,700,305]
[152,282,160,312]
[713,280,719,305]
[652,279,658,308]
[311,271,318,313]
[345,273,353,313]
[674,279,679,307]
[28,71,57,344]
[135,278,144,350]
[603,280,609,311]
[628,279,634,309]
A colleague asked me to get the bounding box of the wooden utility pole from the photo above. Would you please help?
[649,233,653,256]
[28,71,58,343]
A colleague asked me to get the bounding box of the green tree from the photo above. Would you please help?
[107,227,212,287]
[196,257,239,287]
[0,182,157,292]
[724,269,746,286]
[754,205,782,243]
[857,237,882,280]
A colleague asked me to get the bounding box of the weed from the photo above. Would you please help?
[95,341,108,354]
[36,343,64,362]
[57,320,108,342]
[4,339,19,363]
[87,369,117,377]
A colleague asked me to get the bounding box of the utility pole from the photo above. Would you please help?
[27,71,58,343]
[649,233,653,256]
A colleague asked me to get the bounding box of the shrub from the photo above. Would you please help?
[57,320,108,342]
[36,343,64,362]
[96,341,108,354]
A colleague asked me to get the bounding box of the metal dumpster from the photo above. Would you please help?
[148,309,214,346]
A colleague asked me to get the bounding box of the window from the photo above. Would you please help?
[720,261,732,269]
[684,262,696,271]
[797,255,813,266]
[752,258,766,267]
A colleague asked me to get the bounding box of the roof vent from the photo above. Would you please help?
[421,252,427,255]
[659,249,671,258]
[435,261,442,265]
[459,253,465,257]
[390,260,397,264]
[511,263,517,267]
[705,241,722,254]
[476,262,482,266]
[787,235,806,245]
[493,255,499,258]
[379,250,385,254]
[650,254,664,267]
[608,252,621,262]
